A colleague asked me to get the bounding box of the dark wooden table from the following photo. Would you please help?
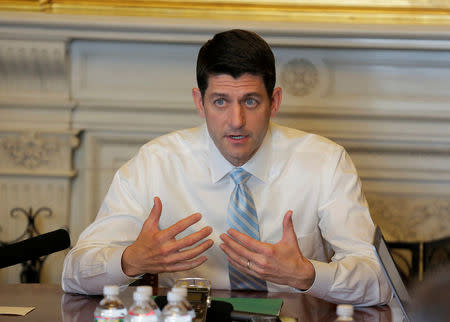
[0,284,396,321]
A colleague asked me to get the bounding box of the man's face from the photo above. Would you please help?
[193,73,282,166]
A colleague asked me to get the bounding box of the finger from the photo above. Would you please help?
[161,239,214,264]
[162,212,203,240]
[123,237,212,276]
[227,256,264,279]
[154,226,213,258]
[220,241,250,268]
[158,256,209,273]
[174,226,213,250]
[221,241,267,276]
[220,233,261,264]
[224,229,267,253]
[281,210,297,243]
[145,196,163,228]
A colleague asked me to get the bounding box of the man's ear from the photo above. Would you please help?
[192,88,205,118]
[270,87,282,118]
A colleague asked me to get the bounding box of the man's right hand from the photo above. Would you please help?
[121,196,214,277]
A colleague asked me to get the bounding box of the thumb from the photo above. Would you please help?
[281,210,297,243]
[146,196,163,228]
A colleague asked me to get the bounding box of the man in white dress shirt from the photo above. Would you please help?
[62,29,391,305]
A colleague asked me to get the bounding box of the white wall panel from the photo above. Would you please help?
[71,41,198,105]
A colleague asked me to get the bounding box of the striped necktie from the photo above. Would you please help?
[227,168,267,291]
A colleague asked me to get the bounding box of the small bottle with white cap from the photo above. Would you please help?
[171,287,196,320]
[136,286,161,317]
[335,304,354,321]
[94,285,127,321]
[161,290,192,322]
[128,286,160,322]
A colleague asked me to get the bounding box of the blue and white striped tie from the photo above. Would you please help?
[227,168,267,291]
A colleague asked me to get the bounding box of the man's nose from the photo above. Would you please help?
[229,103,245,129]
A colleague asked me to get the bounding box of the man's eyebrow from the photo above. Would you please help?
[209,92,264,100]
[242,92,263,98]
[210,93,230,98]
[211,92,262,97]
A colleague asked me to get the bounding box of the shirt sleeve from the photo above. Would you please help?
[62,154,150,295]
[300,148,392,306]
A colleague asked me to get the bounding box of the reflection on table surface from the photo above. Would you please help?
[0,284,396,321]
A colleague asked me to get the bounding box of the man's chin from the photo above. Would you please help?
[224,151,252,166]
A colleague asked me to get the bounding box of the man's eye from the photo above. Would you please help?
[245,98,257,107]
[214,98,225,106]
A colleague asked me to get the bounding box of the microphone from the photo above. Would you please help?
[206,300,233,322]
[0,229,70,269]
[154,296,234,322]
[230,310,281,321]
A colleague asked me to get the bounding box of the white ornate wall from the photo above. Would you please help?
[0,12,449,283]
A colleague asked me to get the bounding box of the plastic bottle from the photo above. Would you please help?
[128,291,160,322]
[335,304,354,321]
[161,291,192,322]
[94,285,127,322]
[137,286,162,317]
[171,287,196,320]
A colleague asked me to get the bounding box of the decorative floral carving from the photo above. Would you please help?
[280,58,318,96]
[1,133,59,169]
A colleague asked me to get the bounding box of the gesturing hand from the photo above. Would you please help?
[219,210,315,290]
[121,197,214,277]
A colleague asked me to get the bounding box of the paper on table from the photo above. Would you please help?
[213,297,283,316]
[0,306,35,316]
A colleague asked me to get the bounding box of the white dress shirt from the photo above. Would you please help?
[62,122,391,305]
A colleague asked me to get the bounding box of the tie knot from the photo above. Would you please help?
[230,168,251,185]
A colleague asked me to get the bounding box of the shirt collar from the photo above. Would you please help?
[206,122,273,184]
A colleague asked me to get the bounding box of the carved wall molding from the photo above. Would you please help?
[2,132,59,169]
[280,58,318,97]
[276,48,450,120]
[2,12,450,50]
[0,130,80,176]
[367,193,450,242]
[4,0,450,26]
[276,116,450,153]
[0,39,68,98]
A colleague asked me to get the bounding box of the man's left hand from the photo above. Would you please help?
[219,210,315,290]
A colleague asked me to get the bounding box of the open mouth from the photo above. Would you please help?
[229,135,246,140]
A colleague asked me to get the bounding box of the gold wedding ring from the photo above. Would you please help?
[247,259,251,270]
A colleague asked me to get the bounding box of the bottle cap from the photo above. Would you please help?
[167,291,182,303]
[171,287,187,298]
[133,291,150,301]
[136,286,153,296]
[336,304,353,317]
[103,285,119,296]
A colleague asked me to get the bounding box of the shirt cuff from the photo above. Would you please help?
[292,259,334,299]
[106,246,140,287]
